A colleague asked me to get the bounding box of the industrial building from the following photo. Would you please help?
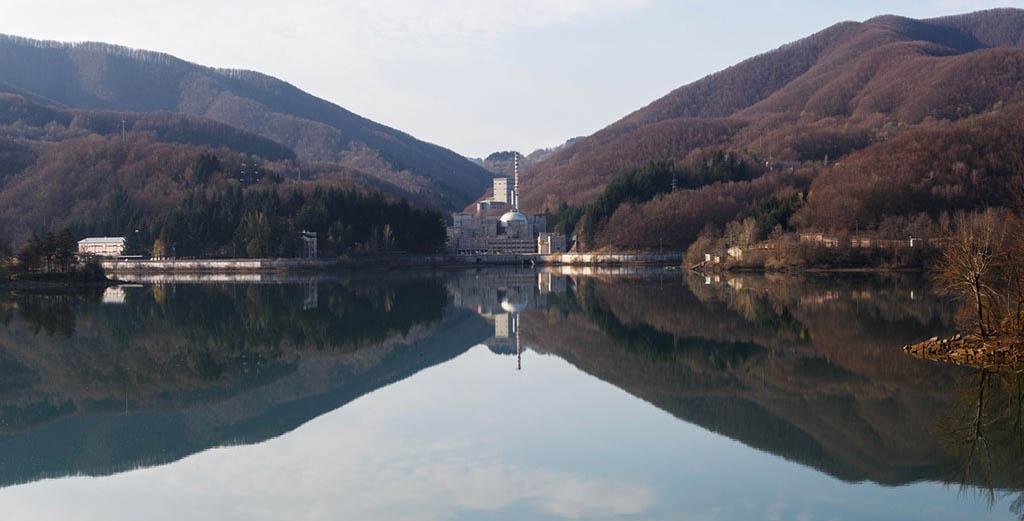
[77,237,127,258]
[537,233,567,255]
[448,153,567,255]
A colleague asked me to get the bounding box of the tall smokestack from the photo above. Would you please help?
[513,152,520,210]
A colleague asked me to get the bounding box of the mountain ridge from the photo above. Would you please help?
[0,34,493,209]
[522,8,1024,211]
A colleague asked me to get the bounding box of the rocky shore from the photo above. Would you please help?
[903,335,1024,372]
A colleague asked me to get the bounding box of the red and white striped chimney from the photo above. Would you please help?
[513,152,520,210]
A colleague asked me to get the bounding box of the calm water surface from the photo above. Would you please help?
[0,269,1021,520]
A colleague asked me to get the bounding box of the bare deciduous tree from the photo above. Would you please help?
[934,210,1010,340]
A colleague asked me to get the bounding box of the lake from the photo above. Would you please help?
[0,268,1021,520]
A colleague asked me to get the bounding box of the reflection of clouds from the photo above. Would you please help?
[377,454,654,519]
[0,349,654,521]
[131,434,652,520]
[267,425,655,520]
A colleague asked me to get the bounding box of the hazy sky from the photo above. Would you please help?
[0,0,1022,157]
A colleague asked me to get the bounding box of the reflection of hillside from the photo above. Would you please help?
[524,273,1015,488]
[0,279,491,487]
[0,279,446,420]
[0,308,490,488]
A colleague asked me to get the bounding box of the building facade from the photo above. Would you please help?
[447,209,544,254]
[448,153,567,255]
[492,177,512,204]
[537,232,567,254]
[78,237,126,258]
[300,230,318,259]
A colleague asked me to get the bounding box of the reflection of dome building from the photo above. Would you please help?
[444,270,570,372]
[500,297,528,313]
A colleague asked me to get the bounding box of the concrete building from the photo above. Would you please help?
[300,230,318,259]
[492,177,512,204]
[447,153,550,255]
[537,233,567,255]
[475,200,509,213]
[78,237,126,258]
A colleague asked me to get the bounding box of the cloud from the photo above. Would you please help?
[271,0,651,60]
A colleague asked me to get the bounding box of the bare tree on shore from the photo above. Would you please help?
[933,210,1011,340]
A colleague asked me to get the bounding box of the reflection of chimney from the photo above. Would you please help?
[515,314,521,371]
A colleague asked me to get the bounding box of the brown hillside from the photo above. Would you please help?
[0,35,494,209]
[522,8,1024,211]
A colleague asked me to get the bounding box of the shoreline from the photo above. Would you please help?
[96,254,928,277]
[100,253,685,274]
[0,271,117,291]
[698,265,926,274]
[903,335,1024,372]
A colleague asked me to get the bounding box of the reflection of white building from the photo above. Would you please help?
[102,286,126,304]
[495,312,515,339]
[101,284,142,304]
[446,269,570,371]
[78,237,126,257]
[449,153,565,255]
[303,282,319,310]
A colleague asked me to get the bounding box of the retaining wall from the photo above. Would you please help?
[103,252,682,273]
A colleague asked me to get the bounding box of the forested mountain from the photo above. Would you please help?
[0,35,493,209]
[0,90,448,255]
[472,138,583,177]
[525,8,1024,252]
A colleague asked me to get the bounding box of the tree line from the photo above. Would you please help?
[548,151,762,250]
[0,227,105,283]
[72,185,447,259]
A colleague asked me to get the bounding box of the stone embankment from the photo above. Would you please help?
[904,335,1024,372]
[102,253,683,274]
[102,258,336,273]
[538,253,681,266]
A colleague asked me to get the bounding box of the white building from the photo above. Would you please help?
[448,155,550,255]
[492,177,512,204]
[78,237,126,258]
[448,210,547,254]
[537,232,567,254]
[300,230,318,259]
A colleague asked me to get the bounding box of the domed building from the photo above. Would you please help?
[499,211,528,227]
[446,152,566,255]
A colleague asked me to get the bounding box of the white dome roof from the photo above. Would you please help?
[499,211,528,226]
[501,298,528,313]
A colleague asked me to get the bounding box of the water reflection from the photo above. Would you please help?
[0,269,1021,518]
[939,371,1024,515]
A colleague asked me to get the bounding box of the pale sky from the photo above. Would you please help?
[0,0,1021,157]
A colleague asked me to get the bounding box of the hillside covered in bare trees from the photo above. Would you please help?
[0,35,494,211]
[526,8,1024,253]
